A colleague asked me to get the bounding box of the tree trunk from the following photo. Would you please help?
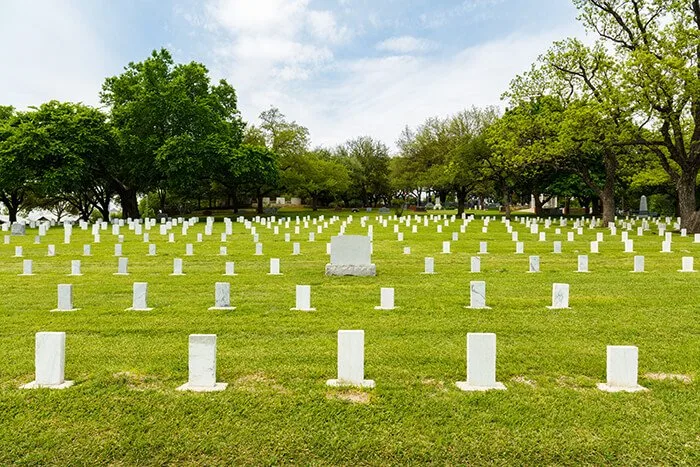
[118,188,140,219]
[502,186,511,219]
[677,170,700,232]
[1,192,22,223]
[533,194,544,216]
[158,189,167,211]
[312,196,318,211]
[7,204,18,223]
[600,187,615,227]
[456,188,467,216]
[563,198,570,216]
[256,191,264,214]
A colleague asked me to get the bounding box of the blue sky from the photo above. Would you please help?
[0,0,584,150]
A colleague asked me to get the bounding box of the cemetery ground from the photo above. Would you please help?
[0,213,699,465]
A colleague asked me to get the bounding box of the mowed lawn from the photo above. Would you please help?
[0,213,699,465]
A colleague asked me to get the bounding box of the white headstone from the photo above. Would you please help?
[20,259,33,276]
[679,256,695,273]
[70,260,82,276]
[576,255,588,272]
[224,262,236,276]
[269,258,282,275]
[456,333,505,391]
[597,346,646,392]
[20,332,73,389]
[176,334,227,392]
[528,256,540,273]
[209,282,235,310]
[115,257,128,275]
[547,283,570,309]
[127,282,152,311]
[633,256,645,273]
[470,256,481,273]
[326,235,375,276]
[423,257,435,274]
[52,284,78,312]
[326,330,374,388]
[292,285,315,311]
[375,287,395,310]
[467,281,490,309]
[171,258,184,276]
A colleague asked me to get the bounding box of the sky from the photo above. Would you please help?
[0,0,586,151]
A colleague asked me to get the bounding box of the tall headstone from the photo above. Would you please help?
[455,333,505,391]
[547,283,570,309]
[291,285,315,311]
[20,332,73,389]
[639,195,648,216]
[423,257,435,274]
[374,288,395,310]
[326,330,375,388]
[51,284,78,312]
[127,282,152,311]
[209,282,235,310]
[176,335,227,392]
[466,281,490,309]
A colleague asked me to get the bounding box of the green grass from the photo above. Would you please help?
[0,215,699,465]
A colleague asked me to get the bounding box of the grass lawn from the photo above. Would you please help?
[0,215,698,465]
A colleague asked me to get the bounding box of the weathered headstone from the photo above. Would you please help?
[547,283,570,309]
[127,282,152,311]
[528,256,540,273]
[466,281,490,309]
[11,223,26,236]
[176,334,227,392]
[209,282,235,310]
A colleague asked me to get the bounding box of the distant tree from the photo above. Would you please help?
[101,48,244,218]
[335,136,391,207]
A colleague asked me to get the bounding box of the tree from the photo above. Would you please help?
[284,149,350,210]
[335,137,391,207]
[537,1,700,231]
[101,48,244,218]
[247,107,308,212]
[24,101,115,221]
[0,108,36,222]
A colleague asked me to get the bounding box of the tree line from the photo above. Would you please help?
[1,1,700,231]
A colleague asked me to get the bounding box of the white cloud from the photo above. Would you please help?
[308,10,352,44]
[280,25,587,152]
[376,36,436,54]
[0,0,114,109]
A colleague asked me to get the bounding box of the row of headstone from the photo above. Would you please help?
[18,331,647,393]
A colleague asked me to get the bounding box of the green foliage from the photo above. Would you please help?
[101,49,244,217]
